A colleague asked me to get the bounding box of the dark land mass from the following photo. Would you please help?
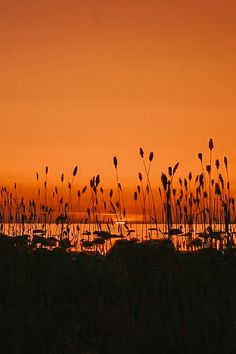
[0,239,236,354]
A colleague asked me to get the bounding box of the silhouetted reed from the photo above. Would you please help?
[0,139,235,252]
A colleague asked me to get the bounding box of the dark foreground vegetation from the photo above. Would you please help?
[0,239,236,354]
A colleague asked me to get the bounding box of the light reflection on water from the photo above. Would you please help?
[1,223,236,253]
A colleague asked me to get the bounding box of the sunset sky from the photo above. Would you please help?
[1,0,236,191]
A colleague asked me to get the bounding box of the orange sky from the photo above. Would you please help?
[0,0,236,191]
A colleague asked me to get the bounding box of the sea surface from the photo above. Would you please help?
[1,222,235,253]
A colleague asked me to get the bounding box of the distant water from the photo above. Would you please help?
[1,222,235,252]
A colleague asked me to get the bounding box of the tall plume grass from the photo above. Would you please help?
[0,138,235,250]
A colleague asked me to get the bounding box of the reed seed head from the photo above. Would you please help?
[95,175,100,187]
[215,183,221,195]
[161,173,168,191]
[209,138,214,151]
[224,156,228,169]
[73,166,78,177]
[113,156,118,169]
[206,165,211,174]
[149,152,154,161]
[173,162,179,175]
[109,189,113,198]
[139,147,144,158]
[198,153,203,162]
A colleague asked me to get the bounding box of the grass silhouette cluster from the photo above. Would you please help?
[1,139,236,353]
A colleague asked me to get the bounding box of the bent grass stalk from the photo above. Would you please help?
[0,138,235,251]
